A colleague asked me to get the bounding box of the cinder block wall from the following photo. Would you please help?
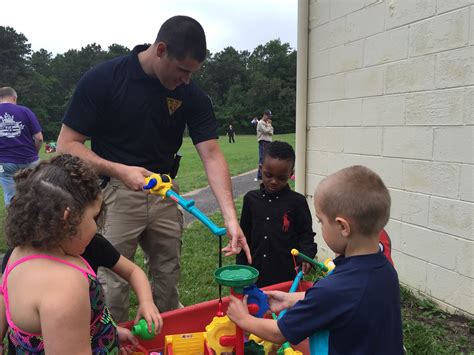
[305,0,473,316]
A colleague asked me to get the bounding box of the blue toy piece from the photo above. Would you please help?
[243,285,269,318]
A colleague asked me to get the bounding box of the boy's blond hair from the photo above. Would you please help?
[316,165,390,236]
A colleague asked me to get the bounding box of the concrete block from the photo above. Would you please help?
[383,127,433,159]
[471,4,474,45]
[309,50,330,78]
[436,0,473,14]
[328,99,363,126]
[308,74,345,102]
[390,189,430,226]
[398,223,461,271]
[426,264,474,315]
[459,164,473,202]
[346,3,385,42]
[385,219,402,253]
[309,17,346,53]
[385,0,436,29]
[385,55,436,94]
[346,66,385,98]
[307,127,344,152]
[306,172,325,198]
[364,26,409,66]
[429,196,474,240]
[330,0,365,19]
[406,88,465,125]
[402,160,460,198]
[433,126,474,164]
[309,0,330,28]
[328,40,364,74]
[307,102,329,127]
[464,87,473,124]
[306,150,328,175]
[362,94,406,126]
[455,238,473,277]
[409,8,470,57]
[327,154,404,189]
[344,127,383,155]
[393,250,428,293]
[366,0,383,5]
[385,219,403,251]
[436,46,474,89]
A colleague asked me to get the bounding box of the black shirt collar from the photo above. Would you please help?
[129,44,151,80]
[259,183,291,198]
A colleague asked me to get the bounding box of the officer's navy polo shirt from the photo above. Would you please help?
[278,252,403,355]
[63,45,218,173]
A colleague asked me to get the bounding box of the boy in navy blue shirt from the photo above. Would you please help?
[228,165,403,354]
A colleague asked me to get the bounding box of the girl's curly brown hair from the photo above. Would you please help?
[6,154,105,250]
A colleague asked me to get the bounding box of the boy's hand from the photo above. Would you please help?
[265,290,291,313]
[117,326,138,354]
[135,301,163,334]
[226,294,250,328]
[302,261,312,275]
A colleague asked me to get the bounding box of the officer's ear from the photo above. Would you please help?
[156,42,167,59]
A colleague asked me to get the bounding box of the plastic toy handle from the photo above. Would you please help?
[143,174,226,236]
[143,178,157,190]
[166,190,227,236]
[291,248,328,272]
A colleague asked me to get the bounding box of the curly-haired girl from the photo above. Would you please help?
[0,154,138,354]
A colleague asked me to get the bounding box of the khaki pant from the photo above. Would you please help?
[98,177,184,322]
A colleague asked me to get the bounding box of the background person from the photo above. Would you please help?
[254,109,273,182]
[57,15,250,322]
[226,124,236,143]
[0,87,43,205]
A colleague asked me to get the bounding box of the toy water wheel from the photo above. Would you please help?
[214,265,259,293]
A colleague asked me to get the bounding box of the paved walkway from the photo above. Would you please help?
[182,169,258,227]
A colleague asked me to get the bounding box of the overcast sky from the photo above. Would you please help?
[2,0,297,55]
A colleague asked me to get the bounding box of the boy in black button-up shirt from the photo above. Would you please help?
[237,141,317,287]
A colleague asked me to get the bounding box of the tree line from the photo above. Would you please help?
[0,26,296,140]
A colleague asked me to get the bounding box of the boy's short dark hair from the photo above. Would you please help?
[317,165,390,236]
[6,154,105,250]
[155,15,207,62]
[263,141,295,169]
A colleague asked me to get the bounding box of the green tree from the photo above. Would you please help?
[0,26,32,87]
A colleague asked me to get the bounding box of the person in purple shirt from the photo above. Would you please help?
[0,87,43,205]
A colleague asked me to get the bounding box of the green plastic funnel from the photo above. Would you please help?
[214,265,259,293]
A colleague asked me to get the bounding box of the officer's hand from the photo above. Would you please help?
[222,220,252,264]
[116,165,153,191]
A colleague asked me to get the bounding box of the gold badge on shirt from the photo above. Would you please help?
[166,97,182,116]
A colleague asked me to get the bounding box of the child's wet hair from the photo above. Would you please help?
[6,154,105,249]
[263,141,295,169]
[316,165,391,236]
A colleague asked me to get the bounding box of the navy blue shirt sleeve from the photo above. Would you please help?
[185,86,218,145]
[63,66,109,137]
